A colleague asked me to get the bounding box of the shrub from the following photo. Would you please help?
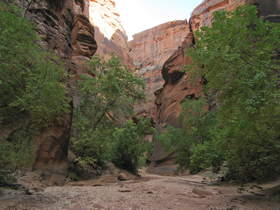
[0,127,35,185]
[157,98,216,171]
[157,126,192,170]
[72,128,114,168]
[189,140,223,174]
[112,119,153,173]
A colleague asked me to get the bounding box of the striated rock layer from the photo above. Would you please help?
[89,0,131,65]
[129,20,190,117]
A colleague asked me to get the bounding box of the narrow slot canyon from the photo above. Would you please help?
[1,0,280,209]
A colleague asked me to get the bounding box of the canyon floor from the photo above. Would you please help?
[1,170,280,210]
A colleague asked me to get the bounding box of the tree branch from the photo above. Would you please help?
[24,0,35,17]
[91,99,117,130]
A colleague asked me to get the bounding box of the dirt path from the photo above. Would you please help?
[1,172,280,210]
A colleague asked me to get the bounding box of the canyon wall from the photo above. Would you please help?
[154,32,203,129]
[156,0,280,128]
[88,0,131,65]
[155,0,249,129]
[2,0,97,185]
[0,0,129,184]
[128,21,190,117]
[149,0,280,171]
[190,0,247,32]
[191,0,280,32]
[16,0,130,184]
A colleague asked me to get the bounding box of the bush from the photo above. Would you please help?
[72,128,114,168]
[189,141,223,174]
[0,127,35,185]
[112,119,153,173]
[0,169,15,186]
[157,126,192,170]
[157,98,216,171]
[224,139,280,181]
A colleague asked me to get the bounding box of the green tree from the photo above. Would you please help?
[187,5,280,181]
[73,56,145,131]
[71,55,146,170]
[0,2,69,184]
[0,2,69,125]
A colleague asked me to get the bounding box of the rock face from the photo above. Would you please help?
[149,31,204,168]
[157,0,280,129]
[129,21,190,117]
[190,0,247,32]
[190,0,280,32]
[23,0,97,185]
[88,0,131,65]
[256,0,280,22]
[154,33,203,128]
[155,0,253,129]
[72,15,97,58]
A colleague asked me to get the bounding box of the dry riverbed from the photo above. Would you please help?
[1,171,280,210]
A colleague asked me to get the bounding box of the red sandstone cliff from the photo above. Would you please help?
[155,0,248,129]
[128,20,190,117]
[154,33,203,128]
[10,0,131,184]
[190,0,280,32]
[190,0,247,32]
[88,0,131,65]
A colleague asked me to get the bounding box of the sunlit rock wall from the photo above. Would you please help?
[128,20,190,117]
[89,0,131,65]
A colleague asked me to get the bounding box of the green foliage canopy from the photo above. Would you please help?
[73,56,145,133]
[71,56,148,172]
[187,5,280,181]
